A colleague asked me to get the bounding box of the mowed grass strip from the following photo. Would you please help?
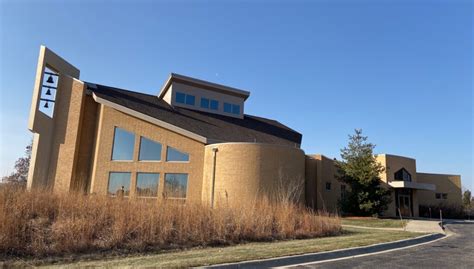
[341,217,407,228]
[37,228,421,268]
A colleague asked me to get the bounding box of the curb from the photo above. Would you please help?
[202,233,445,268]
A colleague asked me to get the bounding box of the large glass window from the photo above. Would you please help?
[200,97,210,108]
[139,137,162,161]
[111,127,135,161]
[108,172,131,196]
[164,173,188,198]
[136,173,159,197]
[224,102,232,113]
[185,94,195,105]
[176,92,186,104]
[166,146,189,162]
[210,100,219,110]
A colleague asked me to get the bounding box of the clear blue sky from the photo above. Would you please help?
[1,0,472,190]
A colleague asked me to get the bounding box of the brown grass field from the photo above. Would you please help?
[0,184,341,258]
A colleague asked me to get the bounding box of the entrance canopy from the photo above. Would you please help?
[389,181,435,191]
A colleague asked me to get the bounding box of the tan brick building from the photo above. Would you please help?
[27,46,462,217]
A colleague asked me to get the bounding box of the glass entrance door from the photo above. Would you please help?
[398,194,411,217]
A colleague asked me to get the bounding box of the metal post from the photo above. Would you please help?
[440,209,443,228]
[210,147,218,209]
[398,208,405,231]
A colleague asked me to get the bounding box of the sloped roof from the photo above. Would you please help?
[87,82,302,147]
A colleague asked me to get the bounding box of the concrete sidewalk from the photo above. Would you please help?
[405,219,444,234]
[341,224,404,231]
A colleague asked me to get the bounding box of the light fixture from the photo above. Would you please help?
[47,75,54,84]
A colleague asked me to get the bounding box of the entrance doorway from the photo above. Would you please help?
[398,194,411,217]
[396,189,413,217]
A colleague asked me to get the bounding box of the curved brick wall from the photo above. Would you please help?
[202,143,305,207]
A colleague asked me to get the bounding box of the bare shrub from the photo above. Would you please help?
[0,184,341,258]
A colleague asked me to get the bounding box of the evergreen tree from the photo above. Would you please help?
[336,129,391,216]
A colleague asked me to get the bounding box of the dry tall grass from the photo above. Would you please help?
[0,184,341,258]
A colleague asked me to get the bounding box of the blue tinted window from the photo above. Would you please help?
[176,92,185,104]
[112,127,135,160]
[185,94,195,105]
[139,137,162,161]
[164,173,188,198]
[166,146,189,162]
[210,100,219,110]
[224,103,232,113]
[232,104,240,114]
[200,98,210,108]
[108,172,131,196]
[136,173,159,197]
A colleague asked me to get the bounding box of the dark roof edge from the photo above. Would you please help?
[157,73,250,100]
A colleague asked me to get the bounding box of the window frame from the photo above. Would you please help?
[136,172,160,198]
[200,97,210,109]
[210,100,219,110]
[325,182,331,191]
[340,184,346,199]
[163,173,189,199]
[107,172,132,197]
[185,94,195,105]
[232,104,240,114]
[111,127,135,162]
[175,92,186,104]
[166,146,190,162]
[223,102,232,113]
[138,136,162,162]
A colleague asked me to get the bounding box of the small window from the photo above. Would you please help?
[394,168,412,182]
[232,104,240,114]
[108,172,131,196]
[435,193,441,199]
[185,94,195,105]
[136,173,159,197]
[210,100,219,110]
[442,193,448,199]
[326,182,331,190]
[111,127,135,161]
[166,146,190,162]
[164,173,188,198]
[224,102,232,113]
[176,92,186,104]
[200,98,210,108]
[139,137,162,161]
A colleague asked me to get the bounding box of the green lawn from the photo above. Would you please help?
[341,217,407,228]
[1,227,422,268]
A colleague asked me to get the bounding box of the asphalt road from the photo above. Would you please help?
[292,222,474,269]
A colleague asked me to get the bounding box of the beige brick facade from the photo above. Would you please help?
[89,105,206,202]
[26,46,463,217]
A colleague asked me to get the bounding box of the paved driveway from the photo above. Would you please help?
[293,222,474,269]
